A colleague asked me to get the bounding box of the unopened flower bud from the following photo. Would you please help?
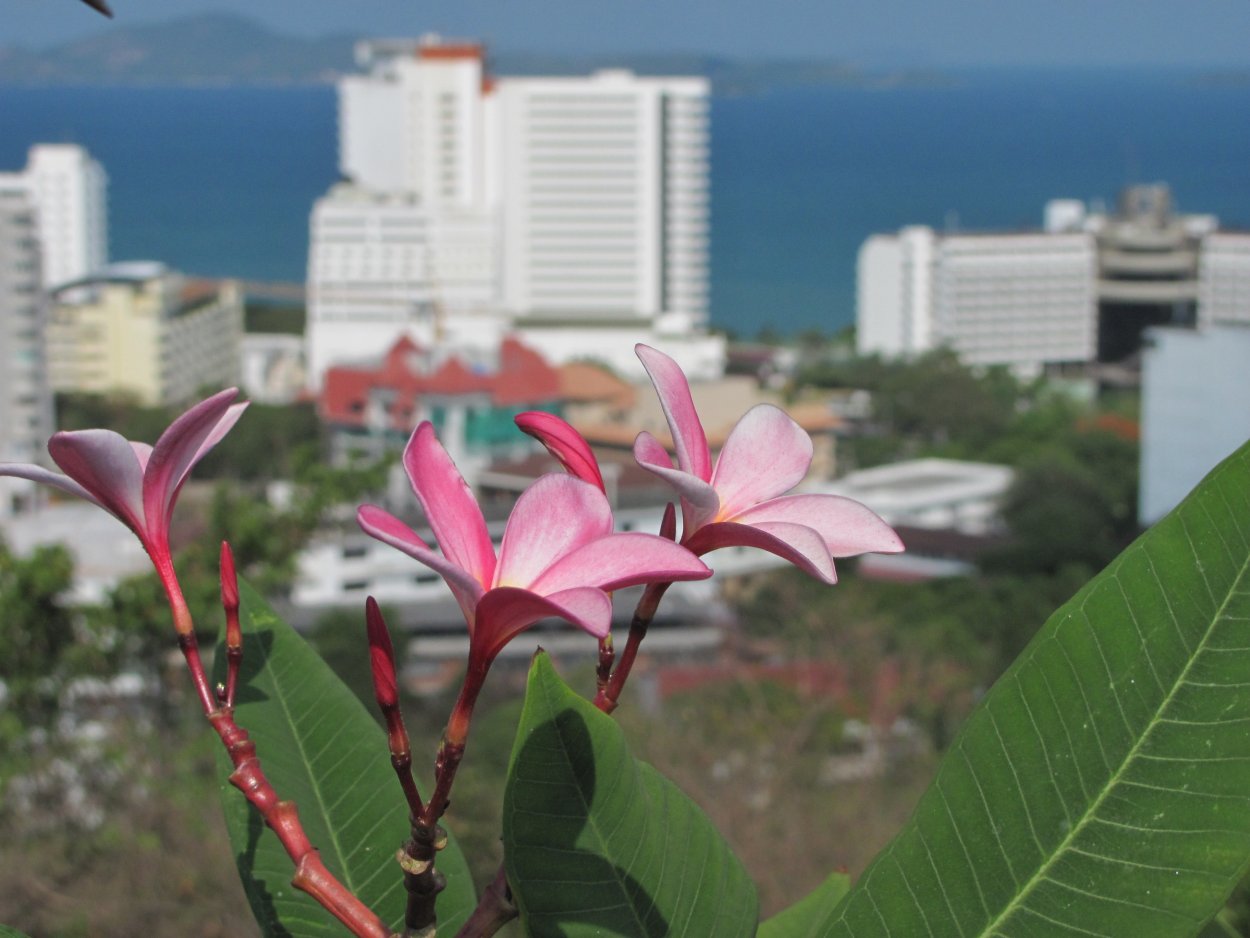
[366,597,399,709]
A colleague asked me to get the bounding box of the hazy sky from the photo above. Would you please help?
[9,0,1250,67]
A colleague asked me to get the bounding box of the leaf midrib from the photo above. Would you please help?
[535,671,653,936]
[250,609,362,896]
[970,523,1250,937]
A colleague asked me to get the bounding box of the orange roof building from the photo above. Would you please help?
[319,335,563,458]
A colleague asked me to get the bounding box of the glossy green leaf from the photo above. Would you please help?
[810,440,1250,936]
[1198,912,1243,938]
[758,871,852,938]
[215,581,475,936]
[0,927,33,938]
[504,652,759,937]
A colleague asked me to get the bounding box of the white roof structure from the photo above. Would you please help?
[813,458,1014,536]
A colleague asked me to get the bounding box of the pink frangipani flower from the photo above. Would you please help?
[515,410,605,495]
[0,388,248,622]
[633,344,903,583]
[357,421,710,672]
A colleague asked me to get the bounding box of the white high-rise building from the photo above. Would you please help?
[0,187,55,516]
[340,39,495,207]
[306,185,502,382]
[857,223,1097,374]
[307,36,722,389]
[495,70,709,327]
[0,144,108,290]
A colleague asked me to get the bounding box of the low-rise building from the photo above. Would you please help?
[240,332,306,404]
[46,262,243,406]
[318,334,562,469]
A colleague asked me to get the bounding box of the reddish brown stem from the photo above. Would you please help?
[453,863,516,938]
[594,502,678,713]
[156,562,395,937]
[595,580,671,713]
[421,661,487,827]
[211,712,392,938]
[155,556,218,714]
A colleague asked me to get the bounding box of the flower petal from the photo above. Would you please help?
[634,430,719,534]
[731,494,905,557]
[403,422,496,589]
[131,442,153,472]
[0,462,103,510]
[472,586,612,665]
[493,474,612,589]
[634,429,673,471]
[636,344,712,482]
[515,411,606,494]
[357,504,484,625]
[144,389,244,536]
[711,405,813,520]
[47,429,147,535]
[686,520,838,583]
[529,531,711,595]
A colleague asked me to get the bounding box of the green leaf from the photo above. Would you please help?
[504,652,759,937]
[758,871,852,938]
[811,440,1250,936]
[1198,912,1243,938]
[215,581,476,936]
[0,927,33,938]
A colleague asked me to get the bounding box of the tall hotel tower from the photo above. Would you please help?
[0,144,108,290]
[0,144,105,514]
[306,36,722,388]
[0,187,55,516]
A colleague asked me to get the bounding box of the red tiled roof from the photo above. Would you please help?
[319,335,562,431]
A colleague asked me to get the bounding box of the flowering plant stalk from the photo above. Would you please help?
[5,346,1250,938]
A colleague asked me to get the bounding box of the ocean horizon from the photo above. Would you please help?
[3,68,1248,337]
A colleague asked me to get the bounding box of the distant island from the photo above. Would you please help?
[0,12,956,92]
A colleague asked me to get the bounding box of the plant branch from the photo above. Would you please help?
[595,502,678,713]
[452,864,517,938]
[211,712,393,938]
[157,560,395,938]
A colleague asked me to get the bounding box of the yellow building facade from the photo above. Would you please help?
[48,262,242,406]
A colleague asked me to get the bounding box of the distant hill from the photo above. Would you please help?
[0,14,356,85]
[0,12,950,91]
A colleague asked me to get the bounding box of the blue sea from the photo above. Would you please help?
[2,69,1249,337]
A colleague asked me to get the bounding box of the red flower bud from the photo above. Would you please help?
[365,597,399,710]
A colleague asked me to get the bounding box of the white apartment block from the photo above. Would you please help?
[340,40,495,207]
[1198,232,1250,327]
[47,262,242,407]
[0,187,55,517]
[858,224,1096,374]
[307,36,722,388]
[306,185,503,383]
[495,70,710,326]
[858,189,1240,375]
[0,144,107,290]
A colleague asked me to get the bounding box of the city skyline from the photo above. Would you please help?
[8,0,1250,68]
